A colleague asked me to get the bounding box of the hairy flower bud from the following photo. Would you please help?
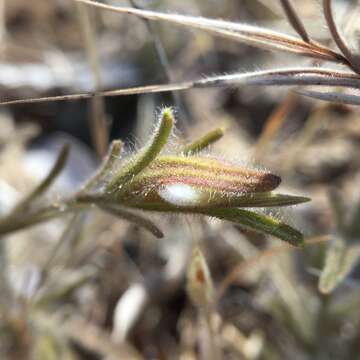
[114,155,297,210]
[96,107,309,246]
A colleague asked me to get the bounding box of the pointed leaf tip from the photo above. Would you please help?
[105,108,174,193]
[206,208,304,246]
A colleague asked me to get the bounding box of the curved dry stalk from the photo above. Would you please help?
[323,0,360,74]
[76,0,346,64]
[279,0,311,43]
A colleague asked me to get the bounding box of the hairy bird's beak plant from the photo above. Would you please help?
[0,108,309,246]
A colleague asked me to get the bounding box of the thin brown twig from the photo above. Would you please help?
[323,0,360,74]
[0,83,192,106]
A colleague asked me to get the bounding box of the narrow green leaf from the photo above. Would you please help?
[81,140,122,192]
[319,238,360,294]
[212,192,310,208]
[182,128,224,155]
[205,208,304,246]
[106,107,174,193]
[12,144,70,212]
[121,190,309,210]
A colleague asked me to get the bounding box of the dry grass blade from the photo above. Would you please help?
[76,0,346,64]
[194,67,360,89]
[279,0,311,43]
[0,83,192,106]
[296,89,360,106]
[1,68,360,108]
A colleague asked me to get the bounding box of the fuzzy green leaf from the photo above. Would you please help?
[207,192,310,208]
[82,140,122,192]
[106,107,174,193]
[182,128,224,155]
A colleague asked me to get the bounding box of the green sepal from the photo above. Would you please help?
[206,208,304,246]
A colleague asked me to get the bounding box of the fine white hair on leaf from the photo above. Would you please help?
[158,183,204,207]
